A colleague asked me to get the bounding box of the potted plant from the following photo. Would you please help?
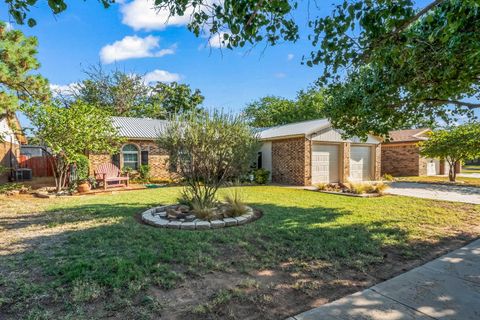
[77,179,91,193]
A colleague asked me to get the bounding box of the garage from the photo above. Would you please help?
[350,146,372,181]
[312,144,339,183]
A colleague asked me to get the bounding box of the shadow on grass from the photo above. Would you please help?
[0,200,478,319]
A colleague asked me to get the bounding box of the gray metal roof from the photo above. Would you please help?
[258,118,331,140]
[111,117,168,139]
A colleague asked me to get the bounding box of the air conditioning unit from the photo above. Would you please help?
[15,168,32,181]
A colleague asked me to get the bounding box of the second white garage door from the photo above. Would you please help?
[350,146,372,181]
[312,144,339,184]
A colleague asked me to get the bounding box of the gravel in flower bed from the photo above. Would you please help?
[141,204,259,230]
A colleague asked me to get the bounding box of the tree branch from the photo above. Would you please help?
[424,99,480,109]
[394,0,446,34]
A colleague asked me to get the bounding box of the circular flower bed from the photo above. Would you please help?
[141,204,259,230]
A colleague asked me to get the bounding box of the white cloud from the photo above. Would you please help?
[50,83,79,96]
[5,22,13,31]
[208,31,231,48]
[144,69,181,83]
[120,0,192,31]
[100,35,175,64]
[287,53,294,61]
[274,72,287,79]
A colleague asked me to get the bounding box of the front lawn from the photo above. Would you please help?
[463,165,480,174]
[398,175,480,187]
[0,186,479,319]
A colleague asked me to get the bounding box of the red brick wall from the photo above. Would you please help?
[88,139,174,179]
[271,137,310,186]
[0,141,20,183]
[381,143,420,176]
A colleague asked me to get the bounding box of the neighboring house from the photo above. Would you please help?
[257,119,382,186]
[88,117,174,180]
[381,128,450,176]
[0,114,27,182]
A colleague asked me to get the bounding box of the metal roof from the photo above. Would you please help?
[111,117,168,139]
[258,118,331,140]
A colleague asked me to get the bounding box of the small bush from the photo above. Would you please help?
[253,168,270,184]
[382,174,395,182]
[315,183,327,190]
[75,154,90,181]
[374,182,389,194]
[224,188,248,217]
[138,164,151,181]
[191,200,217,220]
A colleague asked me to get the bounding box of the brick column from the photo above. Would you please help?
[341,142,351,183]
[374,144,381,180]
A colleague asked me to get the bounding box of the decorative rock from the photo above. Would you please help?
[235,216,248,225]
[167,221,182,229]
[141,204,258,230]
[185,215,196,222]
[180,222,196,230]
[178,205,190,213]
[223,218,238,226]
[210,220,225,228]
[195,221,211,230]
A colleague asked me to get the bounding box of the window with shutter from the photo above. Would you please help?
[141,151,149,165]
[112,153,120,167]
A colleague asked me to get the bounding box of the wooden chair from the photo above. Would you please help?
[94,163,129,190]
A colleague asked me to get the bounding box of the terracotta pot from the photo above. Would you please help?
[77,182,91,193]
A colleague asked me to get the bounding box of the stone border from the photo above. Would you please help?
[141,205,258,230]
[317,190,382,198]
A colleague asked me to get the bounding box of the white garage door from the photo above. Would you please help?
[350,146,372,181]
[312,144,339,184]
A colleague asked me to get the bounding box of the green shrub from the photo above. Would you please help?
[224,188,248,217]
[75,154,90,181]
[253,168,270,184]
[138,164,151,181]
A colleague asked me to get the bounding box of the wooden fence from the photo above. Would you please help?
[19,155,54,177]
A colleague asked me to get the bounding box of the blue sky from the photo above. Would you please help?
[1,0,478,127]
[2,0,335,128]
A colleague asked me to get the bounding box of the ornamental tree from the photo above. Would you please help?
[158,111,259,209]
[24,101,123,193]
[419,123,480,182]
[0,21,49,117]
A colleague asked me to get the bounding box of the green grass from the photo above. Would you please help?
[463,165,480,174]
[0,186,479,319]
[398,175,480,187]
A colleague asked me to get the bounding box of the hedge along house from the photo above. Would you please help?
[381,128,455,177]
[257,119,382,186]
[88,117,175,180]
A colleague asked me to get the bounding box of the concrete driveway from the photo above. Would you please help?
[291,239,480,320]
[386,182,480,205]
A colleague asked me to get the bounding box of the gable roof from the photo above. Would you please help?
[387,128,431,143]
[258,119,331,140]
[112,117,168,139]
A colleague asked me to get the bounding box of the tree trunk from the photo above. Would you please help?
[448,161,457,182]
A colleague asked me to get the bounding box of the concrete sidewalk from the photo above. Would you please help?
[290,239,480,320]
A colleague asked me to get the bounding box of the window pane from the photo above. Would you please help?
[123,153,138,162]
[122,144,138,152]
[123,162,137,170]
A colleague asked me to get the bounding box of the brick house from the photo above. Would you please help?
[88,117,174,180]
[381,128,453,176]
[257,119,382,186]
[0,114,27,182]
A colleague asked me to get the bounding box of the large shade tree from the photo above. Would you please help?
[8,1,480,136]
[419,123,480,182]
[24,101,123,193]
[73,67,204,119]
